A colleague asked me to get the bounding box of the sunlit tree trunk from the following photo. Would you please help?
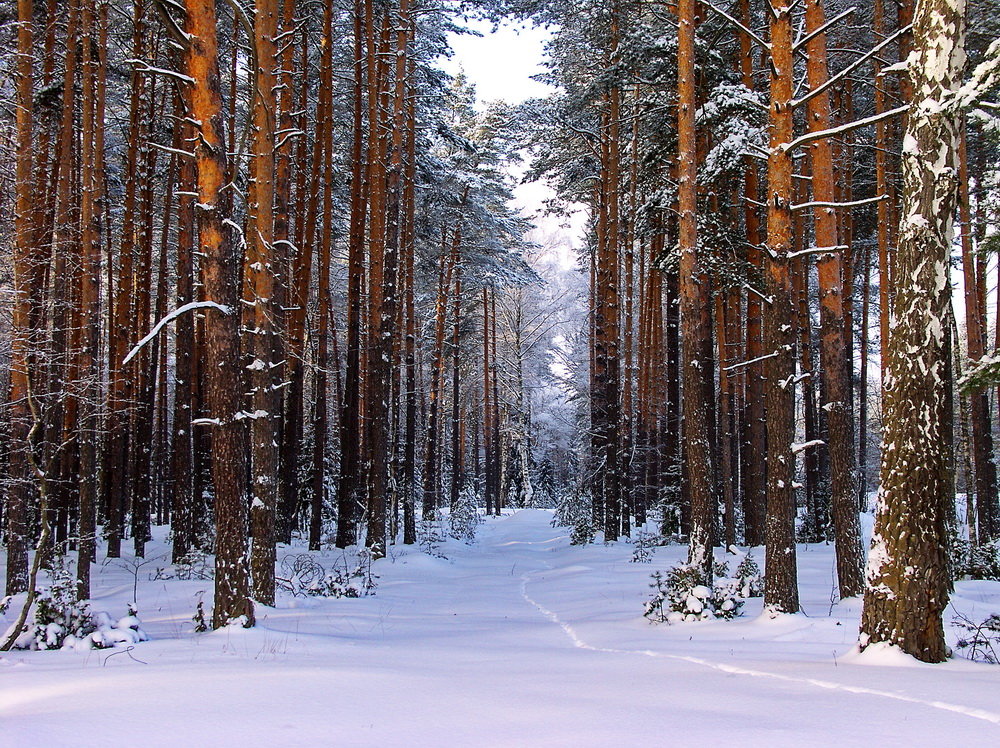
[805,0,864,597]
[677,0,714,579]
[762,0,799,614]
[184,0,253,628]
[247,0,280,605]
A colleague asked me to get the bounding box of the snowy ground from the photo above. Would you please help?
[3,509,1000,746]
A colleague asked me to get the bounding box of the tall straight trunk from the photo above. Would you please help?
[482,285,495,516]
[335,0,368,548]
[152,148,174,528]
[47,0,81,555]
[450,247,463,511]
[959,126,999,543]
[876,0,893,383]
[106,0,147,558]
[273,0,296,545]
[367,0,411,555]
[805,0,864,597]
[677,0,714,579]
[172,112,196,563]
[601,22,622,541]
[280,28,315,544]
[5,0,35,596]
[130,79,161,558]
[425,233,458,518]
[859,0,964,663]
[76,0,105,598]
[592,84,623,539]
[247,0,280,605]
[838,80,857,426]
[858,236,872,508]
[311,0,335,551]
[490,290,502,512]
[717,291,738,550]
[793,225,820,536]
[663,265,681,530]
[621,110,639,534]
[762,1,799,614]
[401,63,418,544]
[184,0,253,629]
[740,0,766,547]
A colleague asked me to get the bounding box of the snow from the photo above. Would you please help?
[3,509,1000,744]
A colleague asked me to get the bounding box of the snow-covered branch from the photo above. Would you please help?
[783,105,908,152]
[701,2,770,51]
[790,195,886,212]
[793,7,856,53]
[122,301,232,366]
[792,25,912,109]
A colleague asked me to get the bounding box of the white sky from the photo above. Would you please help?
[443,19,587,262]
[442,19,554,107]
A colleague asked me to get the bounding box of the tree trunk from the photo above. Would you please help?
[805,0,864,597]
[762,1,799,614]
[859,0,965,663]
[677,0,714,579]
[959,125,999,543]
[5,0,35,597]
[247,0,280,605]
[184,0,253,629]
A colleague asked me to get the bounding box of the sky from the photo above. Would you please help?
[443,19,587,262]
[442,19,554,107]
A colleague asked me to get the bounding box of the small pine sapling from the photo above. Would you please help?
[645,561,747,624]
[732,550,764,597]
[449,487,483,543]
[631,530,659,563]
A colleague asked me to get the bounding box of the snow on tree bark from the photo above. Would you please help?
[183,0,253,629]
[5,0,35,597]
[762,1,800,615]
[677,0,715,580]
[859,0,968,663]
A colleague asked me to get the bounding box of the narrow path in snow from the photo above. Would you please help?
[517,542,1000,728]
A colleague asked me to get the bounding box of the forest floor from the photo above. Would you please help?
[3,508,1000,746]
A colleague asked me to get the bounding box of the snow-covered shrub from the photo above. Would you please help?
[449,487,483,543]
[14,566,95,650]
[552,490,593,545]
[11,566,148,651]
[419,515,449,558]
[731,551,763,598]
[314,550,378,598]
[644,561,746,624]
[952,539,1000,581]
[953,613,1000,663]
[656,478,682,541]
